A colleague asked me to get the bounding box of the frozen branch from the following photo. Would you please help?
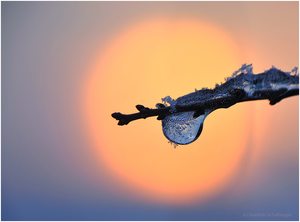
[112,65,299,145]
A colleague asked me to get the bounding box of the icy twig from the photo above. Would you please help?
[112,65,298,126]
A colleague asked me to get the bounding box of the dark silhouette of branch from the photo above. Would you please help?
[112,65,299,126]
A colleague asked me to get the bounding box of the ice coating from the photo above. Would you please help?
[160,64,298,145]
[111,65,298,146]
[174,64,298,107]
[162,111,208,145]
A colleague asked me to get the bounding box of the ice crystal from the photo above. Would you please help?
[161,96,176,106]
[161,96,177,113]
[291,67,299,76]
[229,64,253,80]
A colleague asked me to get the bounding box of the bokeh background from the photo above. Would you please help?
[2,1,299,220]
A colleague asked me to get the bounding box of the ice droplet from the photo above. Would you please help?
[162,111,207,145]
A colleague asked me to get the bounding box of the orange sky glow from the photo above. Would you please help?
[84,17,261,204]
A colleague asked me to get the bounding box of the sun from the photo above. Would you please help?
[83,17,250,204]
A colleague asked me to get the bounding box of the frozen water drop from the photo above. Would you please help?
[162,111,207,145]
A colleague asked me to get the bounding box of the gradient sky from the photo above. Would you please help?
[1,1,299,221]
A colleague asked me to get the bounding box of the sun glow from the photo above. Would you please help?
[84,17,250,204]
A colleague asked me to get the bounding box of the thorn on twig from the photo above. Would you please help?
[136,104,150,112]
[269,88,288,105]
[156,103,166,109]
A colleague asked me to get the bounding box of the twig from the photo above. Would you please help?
[112,65,299,126]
